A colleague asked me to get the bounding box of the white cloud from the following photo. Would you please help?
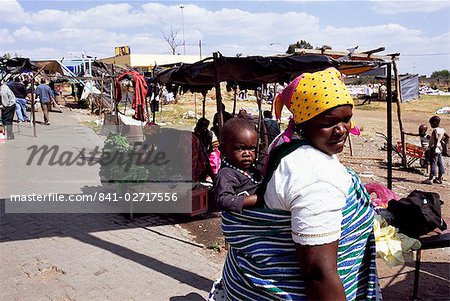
[13,26,45,41]
[0,29,15,44]
[0,0,28,23]
[29,4,150,29]
[321,24,423,51]
[370,0,450,14]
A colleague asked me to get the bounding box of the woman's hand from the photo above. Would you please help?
[296,241,346,301]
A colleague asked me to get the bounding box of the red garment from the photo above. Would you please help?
[115,71,148,121]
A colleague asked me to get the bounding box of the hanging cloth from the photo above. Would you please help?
[115,71,148,121]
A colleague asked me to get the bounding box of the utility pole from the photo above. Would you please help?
[199,40,202,60]
[180,5,186,55]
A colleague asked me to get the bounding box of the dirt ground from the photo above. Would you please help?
[69,94,449,300]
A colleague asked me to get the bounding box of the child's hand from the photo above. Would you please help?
[243,194,263,208]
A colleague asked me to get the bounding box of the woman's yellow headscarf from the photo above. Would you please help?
[275,67,353,124]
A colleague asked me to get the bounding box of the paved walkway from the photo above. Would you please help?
[0,109,223,300]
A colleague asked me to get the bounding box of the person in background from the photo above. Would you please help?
[193,117,213,154]
[212,104,233,138]
[423,116,449,184]
[8,77,30,123]
[361,83,374,105]
[214,118,262,212]
[35,78,54,125]
[208,133,221,176]
[405,123,431,176]
[1,83,17,140]
[263,110,280,145]
[379,81,387,101]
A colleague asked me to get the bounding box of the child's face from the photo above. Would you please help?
[223,129,258,170]
[419,125,427,136]
[430,120,439,128]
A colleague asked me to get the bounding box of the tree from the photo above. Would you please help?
[315,45,332,51]
[431,70,450,79]
[286,40,313,54]
[162,27,183,55]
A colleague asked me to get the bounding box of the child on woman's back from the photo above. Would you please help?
[214,118,262,212]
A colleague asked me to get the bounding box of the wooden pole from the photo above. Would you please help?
[348,134,354,156]
[213,52,224,135]
[194,93,197,119]
[99,73,104,120]
[392,59,407,168]
[386,63,393,190]
[29,63,51,137]
[202,93,206,118]
[271,83,277,113]
[232,86,237,116]
[31,78,37,137]
[256,85,267,156]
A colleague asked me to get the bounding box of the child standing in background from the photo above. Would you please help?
[423,116,449,184]
[405,124,431,176]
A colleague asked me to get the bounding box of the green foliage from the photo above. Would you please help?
[315,45,332,51]
[431,70,450,79]
[286,40,313,54]
[99,133,149,183]
[103,133,130,153]
[109,163,149,182]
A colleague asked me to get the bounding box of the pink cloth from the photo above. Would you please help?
[209,150,221,175]
[364,182,400,208]
[350,124,361,136]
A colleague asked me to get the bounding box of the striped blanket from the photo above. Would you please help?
[219,170,378,301]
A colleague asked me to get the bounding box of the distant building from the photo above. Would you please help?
[100,47,201,71]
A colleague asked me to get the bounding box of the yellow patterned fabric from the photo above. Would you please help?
[275,67,354,124]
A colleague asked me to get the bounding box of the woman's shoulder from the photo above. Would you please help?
[279,145,352,190]
[282,144,338,165]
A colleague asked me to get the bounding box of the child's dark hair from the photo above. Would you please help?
[195,117,210,130]
[220,118,256,144]
[429,115,441,127]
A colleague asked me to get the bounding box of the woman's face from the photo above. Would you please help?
[302,105,353,156]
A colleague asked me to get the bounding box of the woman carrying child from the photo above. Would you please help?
[210,67,379,301]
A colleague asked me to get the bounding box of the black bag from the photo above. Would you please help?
[387,190,447,238]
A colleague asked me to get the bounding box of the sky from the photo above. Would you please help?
[1,0,449,76]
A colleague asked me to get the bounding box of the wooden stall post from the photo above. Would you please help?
[348,134,354,156]
[386,63,393,190]
[232,86,237,116]
[213,52,224,135]
[194,93,197,119]
[99,73,104,120]
[202,92,206,118]
[30,78,37,137]
[392,58,407,168]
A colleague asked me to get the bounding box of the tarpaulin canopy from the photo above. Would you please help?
[399,74,419,102]
[156,53,386,93]
[32,60,65,75]
[0,57,36,82]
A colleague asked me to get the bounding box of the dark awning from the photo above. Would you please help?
[156,53,385,93]
[0,57,37,81]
